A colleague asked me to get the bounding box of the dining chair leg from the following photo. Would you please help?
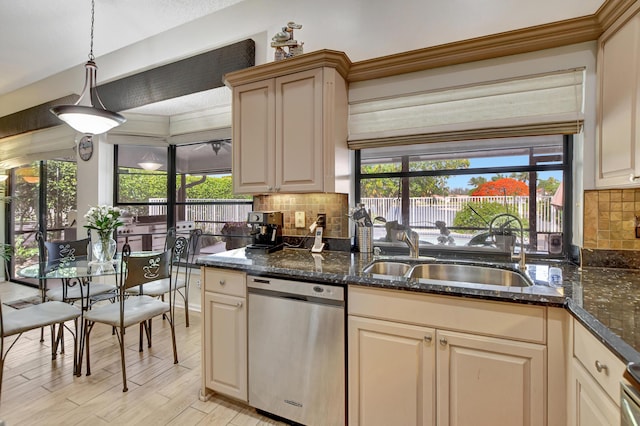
[49,324,58,361]
[0,356,4,399]
[83,321,92,376]
[171,322,178,364]
[138,323,144,352]
[184,291,190,328]
[119,326,128,392]
[71,318,78,376]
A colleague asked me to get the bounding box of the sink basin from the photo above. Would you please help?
[363,261,412,277]
[407,263,531,287]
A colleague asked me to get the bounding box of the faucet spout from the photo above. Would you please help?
[489,213,526,269]
[397,229,420,258]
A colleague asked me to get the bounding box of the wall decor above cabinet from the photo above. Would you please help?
[224,50,352,194]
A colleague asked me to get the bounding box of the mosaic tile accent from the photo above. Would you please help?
[253,193,349,239]
[583,189,640,251]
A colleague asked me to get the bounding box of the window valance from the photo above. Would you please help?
[348,68,585,150]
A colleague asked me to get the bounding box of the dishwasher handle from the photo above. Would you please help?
[247,275,344,302]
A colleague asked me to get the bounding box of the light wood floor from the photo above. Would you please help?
[0,282,287,426]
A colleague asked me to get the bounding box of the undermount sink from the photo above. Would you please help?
[362,261,412,276]
[362,260,532,287]
[407,263,532,287]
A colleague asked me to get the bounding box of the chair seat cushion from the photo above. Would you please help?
[46,282,116,302]
[84,295,169,328]
[125,278,185,296]
[3,301,81,337]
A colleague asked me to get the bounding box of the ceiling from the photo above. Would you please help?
[0,0,244,98]
[1,0,607,120]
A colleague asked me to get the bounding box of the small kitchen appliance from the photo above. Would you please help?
[246,211,284,253]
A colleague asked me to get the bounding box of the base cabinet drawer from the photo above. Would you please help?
[570,358,620,426]
[573,320,625,402]
[202,267,247,402]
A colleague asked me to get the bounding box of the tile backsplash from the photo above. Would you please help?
[253,193,349,239]
[583,189,640,250]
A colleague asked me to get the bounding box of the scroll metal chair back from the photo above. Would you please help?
[37,230,115,309]
[125,232,198,326]
[83,243,179,392]
[0,285,81,400]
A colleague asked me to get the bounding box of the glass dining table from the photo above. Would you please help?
[17,253,154,376]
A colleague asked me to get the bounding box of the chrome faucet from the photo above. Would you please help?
[397,229,420,258]
[490,213,526,269]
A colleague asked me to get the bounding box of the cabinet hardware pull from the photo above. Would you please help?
[439,337,448,346]
[424,335,432,343]
[252,278,271,284]
[595,360,608,373]
[219,280,225,286]
[236,302,243,308]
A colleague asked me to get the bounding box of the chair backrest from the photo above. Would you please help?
[164,227,177,251]
[37,230,91,276]
[121,247,173,291]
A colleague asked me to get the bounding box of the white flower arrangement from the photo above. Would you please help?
[84,205,123,239]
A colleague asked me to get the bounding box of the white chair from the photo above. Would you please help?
[125,230,200,326]
[82,242,181,392]
[0,295,81,398]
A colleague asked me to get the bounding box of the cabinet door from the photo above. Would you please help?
[569,359,620,426]
[348,316,436,426]
[597,10,640,187]
[232,79,276,193]
[275,68,324,192]
[203,291,247,401]
[436,330,545,426]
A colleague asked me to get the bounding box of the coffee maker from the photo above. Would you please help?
[246,211,284,253]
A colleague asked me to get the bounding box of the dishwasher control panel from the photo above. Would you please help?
[247,275,344,302]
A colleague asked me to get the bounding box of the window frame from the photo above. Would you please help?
[354,135,573,258]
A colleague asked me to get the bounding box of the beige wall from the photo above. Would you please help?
[583,189,640,249]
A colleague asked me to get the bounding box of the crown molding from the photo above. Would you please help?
[224,49,352,87]
[347,0,635,82]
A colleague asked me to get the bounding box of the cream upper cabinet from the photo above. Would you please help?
[348,286,554,426]
[596,3,640,188]
[225,50,350,194]
[569,318,625,426]
[201,267,247,402]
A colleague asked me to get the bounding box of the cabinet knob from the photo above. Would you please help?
[424,335,432,343]
[439,337,448,346]
[595,360,608,373]
[219,279,226,286]
[236,301,243,308]
[267,186,273,191]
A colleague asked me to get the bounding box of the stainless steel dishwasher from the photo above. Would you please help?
[247,275,345,426]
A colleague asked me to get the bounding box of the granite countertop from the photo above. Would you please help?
[196,247,640,365]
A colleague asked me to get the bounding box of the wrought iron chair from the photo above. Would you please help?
[0,290,81,398]
[125,229,201,326]
[36,230,116,308]
[82,241,183,392]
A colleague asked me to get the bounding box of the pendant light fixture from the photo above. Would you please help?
[50,0,126,135]
[138,152,163,171]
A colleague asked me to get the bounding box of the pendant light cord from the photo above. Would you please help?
[88,0,95,61]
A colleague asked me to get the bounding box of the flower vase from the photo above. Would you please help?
[93,235,116,264]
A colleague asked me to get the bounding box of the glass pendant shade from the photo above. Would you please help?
[51,59,125,135]
[138,152,163,171]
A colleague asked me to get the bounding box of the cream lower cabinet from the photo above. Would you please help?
[201,267,247,402]
[348,286,551,426]
[436,330,545,426]
[349,316,436,426]
[569,319,624,426]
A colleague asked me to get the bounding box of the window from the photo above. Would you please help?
[115,141,252,255]
[356,135,571,257]
[10,160,78,285]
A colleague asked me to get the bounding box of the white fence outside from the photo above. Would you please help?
[360,195,562,233]
[149,198,253,232]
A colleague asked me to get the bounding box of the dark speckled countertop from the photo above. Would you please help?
[196,247,640,365]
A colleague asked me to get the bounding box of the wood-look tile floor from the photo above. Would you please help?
[0,282,287,426]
